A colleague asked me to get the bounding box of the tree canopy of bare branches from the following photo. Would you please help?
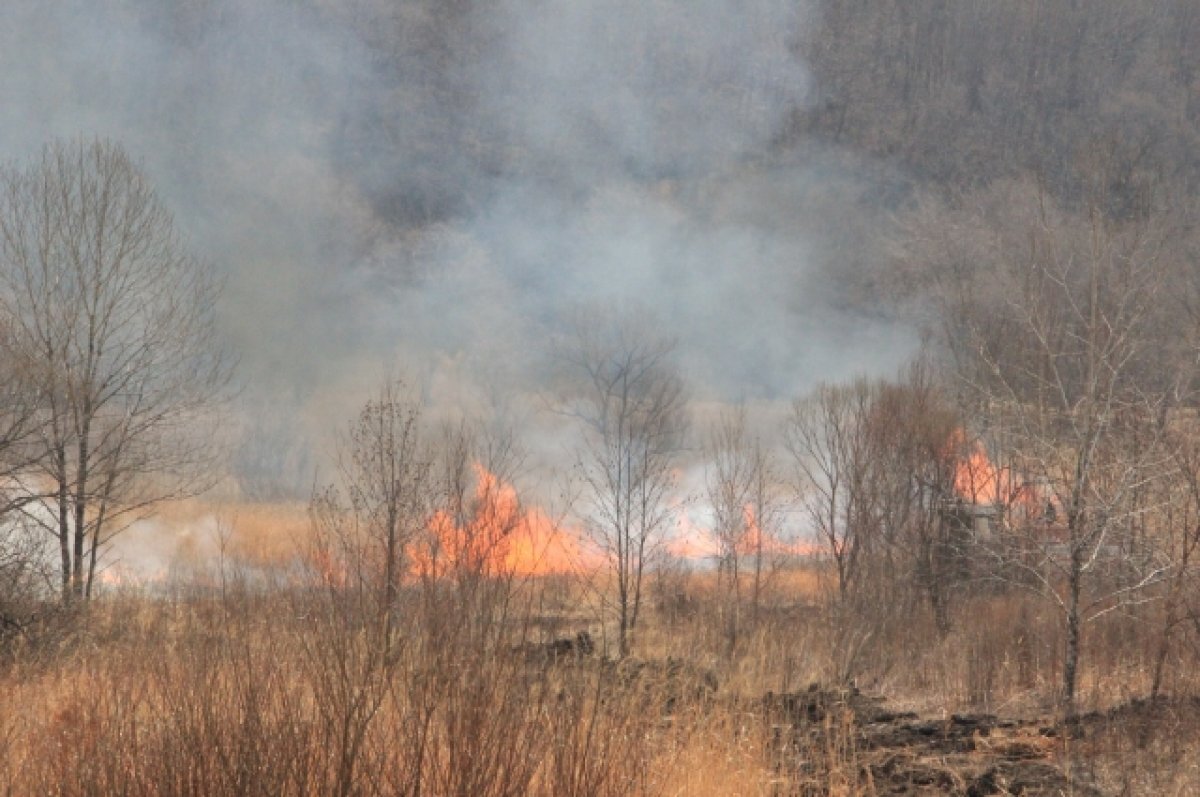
[896,179,1200,714]
[786,378,886,602]
[0,138,233,602]
[558,309,687,657]
[310,380,429,618]
[703,405,783,655]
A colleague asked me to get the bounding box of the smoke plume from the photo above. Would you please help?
[0,0,913,497]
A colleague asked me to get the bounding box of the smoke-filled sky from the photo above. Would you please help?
[0,0,913,492]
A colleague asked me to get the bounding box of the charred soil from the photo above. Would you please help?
[756,685,1115,796]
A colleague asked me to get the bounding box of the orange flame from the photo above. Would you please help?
[669,502,811,560]
[740,505,797,556]
[741,504,815,557]
[952,436,1009,505]
[418,464,581,577]
[949,431,1055,523]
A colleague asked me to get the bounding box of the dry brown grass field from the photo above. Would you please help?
[1,505,1199,796]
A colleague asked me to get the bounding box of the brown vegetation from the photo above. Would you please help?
[4,559,1200,795]
[5,3,1200,794]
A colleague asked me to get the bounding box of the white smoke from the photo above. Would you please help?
[0,0,915,498]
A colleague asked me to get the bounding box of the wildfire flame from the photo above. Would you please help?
[949,430,1055,523]
[740,505,797,556]
[669,502,809,560]
[418,464,581,578]
[952,434,1010,505]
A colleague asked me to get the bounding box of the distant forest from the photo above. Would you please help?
[141,1,1200,219]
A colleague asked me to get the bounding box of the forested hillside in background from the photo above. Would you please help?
[137,0,1200,220]
[797,0,1200,207]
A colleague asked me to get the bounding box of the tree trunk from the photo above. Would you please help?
[617,601,629,658]
[72,422,90,601]
[85,496,110,600]
[1062,548,1083,718]
[751,535,763,626]
[57,446,71,603]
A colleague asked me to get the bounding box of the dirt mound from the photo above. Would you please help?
[761,685,1101,796]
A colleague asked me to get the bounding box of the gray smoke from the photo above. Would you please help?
[0,0,914,495]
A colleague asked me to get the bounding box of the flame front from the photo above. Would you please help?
[949,430,1056,525]
[669,502,811,560]
[419,464,580,577]
[953,436,1008,505]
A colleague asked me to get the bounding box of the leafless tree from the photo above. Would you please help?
[786,378,883,601]
[310,380,430,632]
[868,361,974,632]
[897,179,1196,715]
[0,318,45,515]
[1148,419,1200,699]
[703,405,784,655]
[305,380,437,796]
[785,361,993,642]
[421,421,521,582]
[0,138,233,603]
[558,309,687,657]
[0,520,50,642]
[417,418,547,646]
[1147,246,1200,699]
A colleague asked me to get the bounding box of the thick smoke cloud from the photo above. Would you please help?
[0,0,913,494]
[473,0,809,178]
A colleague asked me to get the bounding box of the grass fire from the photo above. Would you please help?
[3,1,1200,795]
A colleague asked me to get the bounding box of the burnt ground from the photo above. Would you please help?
[757,685,1109,796]
[532,635,1199,794]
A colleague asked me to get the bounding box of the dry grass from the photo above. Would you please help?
[0,577,783,796]
[151,499,311,566]
[4,532,1200,794]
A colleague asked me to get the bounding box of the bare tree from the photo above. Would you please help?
[703,405,784,655]
[310,380,430,626]
[786,378,883,600]
[417,418,549,649]
[785,362,986,640]
[1148,419,1200,699]
[0,520,50,642]
[897,179,1195,715]
[0,311,58,635]
[421,421,524,583]
[867,361,975,633]
[1148,242,1200,699]
[0,138,232,602]
[304,381,438,797]
[559,309,687,657]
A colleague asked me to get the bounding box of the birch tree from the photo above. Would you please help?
[704,405,784,655]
